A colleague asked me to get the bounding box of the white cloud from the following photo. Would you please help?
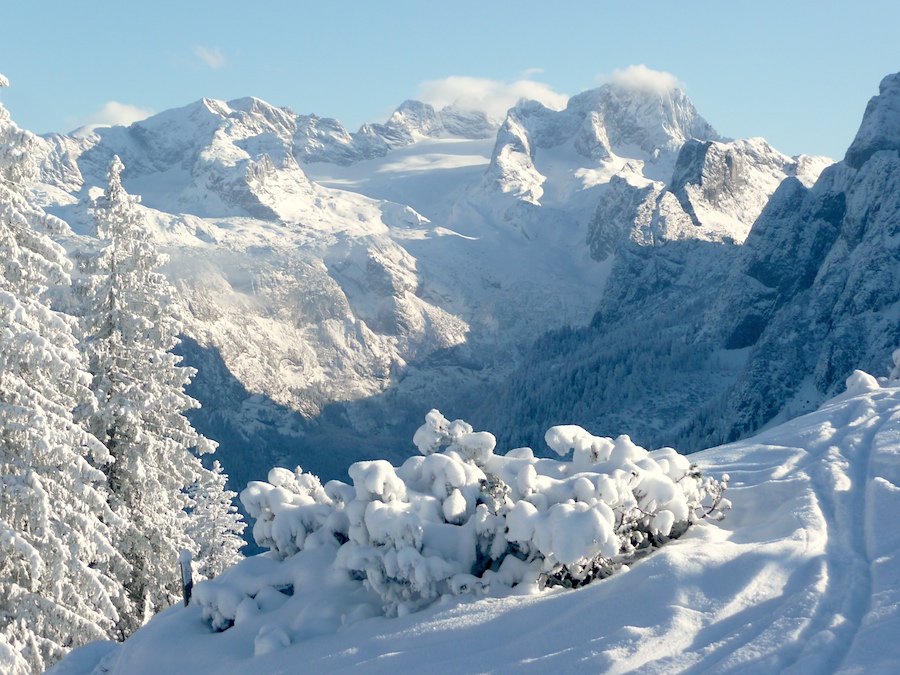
[79,101,155,128]
[194,45,228,70]
[416,76,568,120]
[601,65,684,94]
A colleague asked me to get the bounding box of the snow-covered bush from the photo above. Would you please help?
[889,348,900,383]
[197,410,729,627]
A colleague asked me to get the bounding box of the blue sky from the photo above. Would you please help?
[0,1,897,159]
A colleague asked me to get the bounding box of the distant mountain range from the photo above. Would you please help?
[25,72,900,494]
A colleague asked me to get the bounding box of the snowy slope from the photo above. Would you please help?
[51,365,900,674]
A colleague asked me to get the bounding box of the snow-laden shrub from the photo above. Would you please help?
[889,348,900,383]
[197,410,729,625]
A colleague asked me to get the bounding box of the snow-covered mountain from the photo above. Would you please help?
[706,72,900,441]
[29,75,832,491]
[48,365,900,674]
[24,93,583,485]
[475,75,900,455]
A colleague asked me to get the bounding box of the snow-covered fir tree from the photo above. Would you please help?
[186,459,246,581]
[79,155,243,636]
[0,74,129,674]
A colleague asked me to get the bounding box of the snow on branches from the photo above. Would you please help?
[79,156,244,636]
[0,107,128,674]
[196,410,729,630]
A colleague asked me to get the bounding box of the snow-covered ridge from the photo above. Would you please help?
[587,136,831,260]
[472,81,829,248]
[478,80,722,210]
[844,72,900,169]
[62,95,498,180]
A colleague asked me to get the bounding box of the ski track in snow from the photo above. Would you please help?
[792,396,879,672]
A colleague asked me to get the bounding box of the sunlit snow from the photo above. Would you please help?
[52,370,900,674]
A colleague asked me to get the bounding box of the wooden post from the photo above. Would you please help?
[178,549,193,607]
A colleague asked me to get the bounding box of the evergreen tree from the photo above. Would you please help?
[187,459,245,581]
[0,74,128,673]
[80,155,243,636]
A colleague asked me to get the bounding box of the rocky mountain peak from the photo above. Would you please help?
[385,99,499,140]
[476,79,726,222]
[844,72,900,169]
[389,100,443,136]
[568,82,722,155]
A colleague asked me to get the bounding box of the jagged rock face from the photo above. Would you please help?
[567,84,721,158]
[717,148,900,439]
[293,115,360,166]
[668,138,827,238]
[439,107,496,139]
[480,111,547,205]
[573,112,613,162]
[844,73,900,169]
[388,100,443,137]
[481,83,723,201]
[470,82,728,237]
[586,137,828,262]
[585,175,656,261]
[43,98,316,219]
[605,70,900,445]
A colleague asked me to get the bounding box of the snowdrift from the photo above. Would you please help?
[53,368,900,674]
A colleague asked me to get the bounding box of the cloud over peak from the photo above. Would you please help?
[603,65,684,94]
[77,101,155,129]
[416,76,568,120]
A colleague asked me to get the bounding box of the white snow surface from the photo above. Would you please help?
[53,373,900,674]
